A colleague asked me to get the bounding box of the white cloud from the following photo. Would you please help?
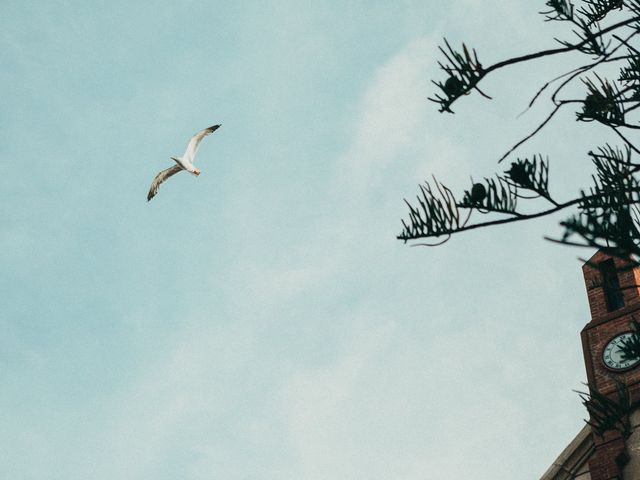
[97,28,586,479]
[337,36,444,198]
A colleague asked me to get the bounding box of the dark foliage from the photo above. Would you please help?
[399,7,640,431]
[400,2,640,267]
[577,380,634,438]
[620,318,640,360]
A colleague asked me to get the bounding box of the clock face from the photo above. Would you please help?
[603,332,640,371]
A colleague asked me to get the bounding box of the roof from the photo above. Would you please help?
[539,425,593,480]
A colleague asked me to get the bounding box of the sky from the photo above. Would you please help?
[0,1,614,479]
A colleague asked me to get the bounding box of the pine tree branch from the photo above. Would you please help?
[399,185,640,243]
[486,17,638,75]
[437,16,639,112]
[399,195,582,242]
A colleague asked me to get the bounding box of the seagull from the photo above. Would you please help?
[147,124,221,201]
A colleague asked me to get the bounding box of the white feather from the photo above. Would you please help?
[146,124,221,201]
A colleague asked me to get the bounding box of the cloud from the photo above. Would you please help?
[98,35,464,480]
[277,316,397,479]
[337,36,444,198]
[263,30,586,479]
[64,28,583,480]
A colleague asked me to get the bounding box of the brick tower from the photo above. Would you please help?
[581,251,640,479]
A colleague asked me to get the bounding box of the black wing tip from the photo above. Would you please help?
[209,124,221,131]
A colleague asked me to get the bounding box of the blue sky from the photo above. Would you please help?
[1,1,608,478]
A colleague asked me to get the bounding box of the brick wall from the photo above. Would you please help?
[582,252,640,396]
[583,252,640,320]
[581,252,640,480]
[589,430,626,480]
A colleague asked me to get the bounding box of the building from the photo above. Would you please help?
[541,251,640,480]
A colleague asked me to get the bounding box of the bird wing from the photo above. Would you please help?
[147,165,184,201]
[181,124,220,164]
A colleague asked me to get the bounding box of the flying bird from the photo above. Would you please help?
[147,124,221,201]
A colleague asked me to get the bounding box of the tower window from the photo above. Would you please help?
[600,259,625,311]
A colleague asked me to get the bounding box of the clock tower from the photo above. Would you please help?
[581,250,640,479]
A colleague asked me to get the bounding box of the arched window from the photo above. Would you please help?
[600,259,625,312]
